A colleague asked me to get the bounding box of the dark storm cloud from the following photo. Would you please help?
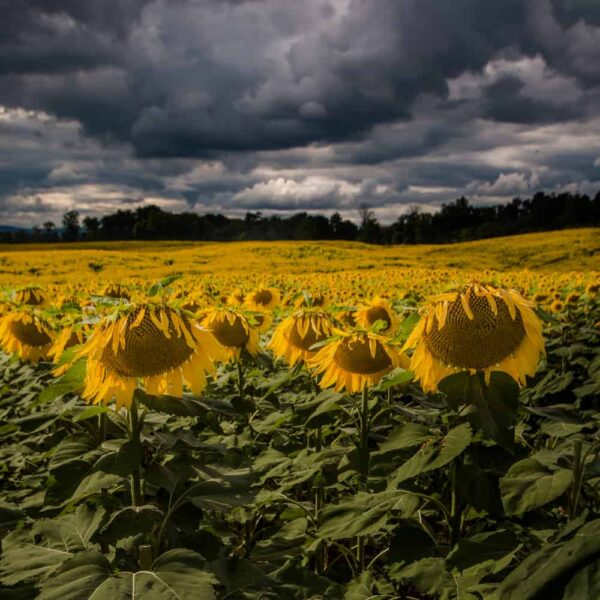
[2,0,599,156]
[1,0,600,225]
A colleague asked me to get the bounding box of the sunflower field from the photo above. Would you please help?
[0,231,599,600]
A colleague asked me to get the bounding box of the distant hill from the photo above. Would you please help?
[0,225,27,233]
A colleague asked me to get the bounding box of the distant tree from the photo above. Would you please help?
[83,216,100,240]
[62,210,80,242]
[42,221,58,241]
[358,203,382,243]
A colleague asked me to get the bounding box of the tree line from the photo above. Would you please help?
[2,190,599,245]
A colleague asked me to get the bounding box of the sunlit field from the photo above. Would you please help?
[1,228,599,599]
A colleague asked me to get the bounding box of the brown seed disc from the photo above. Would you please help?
[9,319,51,347]
[424,293,526,369]
[209,314,249,347]
[366,306,391,330]
[101,307,193,377]
[286,319,327,350]
[333,337,392,374]
[253,290,273,306]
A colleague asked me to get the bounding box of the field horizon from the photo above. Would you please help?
[1,227,598,288]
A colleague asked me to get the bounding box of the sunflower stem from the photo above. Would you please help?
[237,360,245,402]
[449,458,461,546]
[568,439,584,520]
[128,396,142,507]
[98,412,107,442]
[358,386,370,488]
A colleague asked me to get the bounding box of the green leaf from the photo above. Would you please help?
[496,519,600,600]
[38,551,111,600]
[389,557,454,597]
[0,506,103,586]
[38,360,86,403]
[136,389,204,416]
[49,434,98,469]
[101,505,164,544]
[72,405,110,422]
[447,530,520,572]
[388,524,437,563]
[94,439,144,476]
[37,548,217,600]
[318,492,418,539]
[389,422,472,486]
[440,372,519,451]
[500,457,572,515]
[377,422,431,453]
[372,367,413,391]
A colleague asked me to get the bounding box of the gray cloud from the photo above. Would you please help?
[1,0,600,225]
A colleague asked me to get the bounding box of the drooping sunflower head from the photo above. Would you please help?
[103,283,131,301]
[14,287,45,306]
[47,324,87,364]
[226,288,245,307]
[268,309,334,366]
[74,304,224,408]
[404,283,545,392]
[354,297,399,334]
[294,291,327,309]
[585,283,599,298]
[0,310,53,362]
[244,287,280,311]
[336,309,357,328]
[308,330,409,393]
[202,308,259,360]
[247,311,273,334]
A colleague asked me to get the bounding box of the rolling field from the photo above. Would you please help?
[0,228,599,599]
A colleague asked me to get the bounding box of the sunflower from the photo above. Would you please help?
[269,309,334,366]
[0,310,53,362]
[103,283,131,301]
[247,311,273,334]
[202,308,259,360]
[404,283,545,393]
[354,297,399,334]
[308,330,408,393]
[294,291,326,309]
[47,324,86,364]
[72,304,223,409]
[226,288,245,307]
[14,287,45,306]
[244,287,280,311]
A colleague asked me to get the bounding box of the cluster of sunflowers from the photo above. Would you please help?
[1,275,577,412]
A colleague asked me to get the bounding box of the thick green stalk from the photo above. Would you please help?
[237,360,245,402]
[98,412,107,442]
[128,397,142,507]
[359,386,370,486]
[449,458,461,546]
[569,440,583,520]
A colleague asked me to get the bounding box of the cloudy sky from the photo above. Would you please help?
[2,0,600,227]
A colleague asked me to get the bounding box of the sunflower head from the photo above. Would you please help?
[225,289,245,307]
[336,309,357,328]
[585,283,599,297]
[308,330,409,393]
[14,287,45,306]
[404,283,545,392]
[74,303,223,408]
[247,311,273,334]
[47,324,86,364]
[354,297,399,334]
[294,291,326,309]
[202,308,259,360]
[245,287,280,311]
[103,283,131,301]
[269,309,334,366]
[0,310,53,362]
